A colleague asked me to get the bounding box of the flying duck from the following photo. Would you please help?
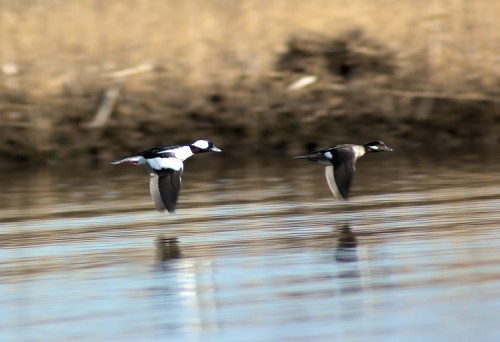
[294,141,393,199]
[111,139,221,213]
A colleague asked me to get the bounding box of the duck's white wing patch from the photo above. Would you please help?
[325,165,342,199]
[159,146,193,161]
[147,157,184,171]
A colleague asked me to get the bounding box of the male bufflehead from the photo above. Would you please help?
[294,141,393,199]
[111,139,221,213]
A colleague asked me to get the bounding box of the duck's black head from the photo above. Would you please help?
[363,141,393,153]
[190,139,222,154]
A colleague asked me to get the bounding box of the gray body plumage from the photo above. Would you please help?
[294,141,393,199]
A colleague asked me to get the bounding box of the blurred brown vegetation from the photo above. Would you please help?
[1,0,499,162]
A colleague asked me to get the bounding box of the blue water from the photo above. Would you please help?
[1,153,500,341]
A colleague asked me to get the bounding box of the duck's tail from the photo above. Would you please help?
[292,153,326,164]
[110,156,145,165]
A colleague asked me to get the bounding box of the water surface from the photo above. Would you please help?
[1,152,500,341]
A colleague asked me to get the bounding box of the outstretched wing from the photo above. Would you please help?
[332,161,355,199]
[296,144,359,200]
[324,166,342,198]
[331,147,357,199]
[149,170,182,213]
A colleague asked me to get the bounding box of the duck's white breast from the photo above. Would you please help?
[147,157,184,171]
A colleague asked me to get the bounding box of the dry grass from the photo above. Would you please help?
[1,0,499,161]
[1,0,500,94]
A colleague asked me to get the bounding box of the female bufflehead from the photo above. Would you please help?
[112,139,221,213]
[294,141,393,199]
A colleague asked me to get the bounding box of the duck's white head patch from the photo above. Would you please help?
[192,139,210,150]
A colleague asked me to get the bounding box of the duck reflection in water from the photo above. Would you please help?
[333,222,364,319]
[334,223,362,293]
[334,222,358,263]
[156,235,182,265]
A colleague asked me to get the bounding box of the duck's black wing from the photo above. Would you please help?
[111,145,181,165]
[149,169,182,213]
[325,146,357,199]
[133,145,181,158]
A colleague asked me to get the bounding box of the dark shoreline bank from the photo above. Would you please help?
[1,31,499,164]
[2,87,498,165]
